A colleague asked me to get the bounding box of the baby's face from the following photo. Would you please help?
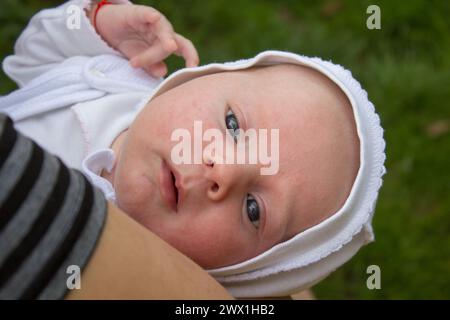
[111,64,360,269]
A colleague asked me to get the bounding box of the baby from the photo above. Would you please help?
[0,0,386,297]
[107,63,361,269]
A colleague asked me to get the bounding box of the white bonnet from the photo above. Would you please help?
[149,50,387,298]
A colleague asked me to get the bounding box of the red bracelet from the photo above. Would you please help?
[93,0,112,33]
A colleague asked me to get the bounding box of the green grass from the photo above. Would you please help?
[1,0,449,299]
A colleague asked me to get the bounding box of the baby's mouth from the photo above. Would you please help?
[170,170,179,206]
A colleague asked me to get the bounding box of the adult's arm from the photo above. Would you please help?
[66,202,232,299]
[0,113,231,299]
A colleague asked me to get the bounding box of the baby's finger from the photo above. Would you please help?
[127,6,160,32]
[128,6,177,52]
[135,6,161,24]
[130,44,171,69]
[173,33,199,68]
[150,13,178,52]
[145,62,168,78]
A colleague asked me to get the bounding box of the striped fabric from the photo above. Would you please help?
[0,113,106,299]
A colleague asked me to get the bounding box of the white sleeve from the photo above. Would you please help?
[2,0,131,87]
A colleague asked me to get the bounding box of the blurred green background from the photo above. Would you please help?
[1,0,449,299]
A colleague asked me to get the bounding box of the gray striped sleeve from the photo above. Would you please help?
[0,113,107,300]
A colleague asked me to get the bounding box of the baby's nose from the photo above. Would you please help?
[203,153,258,201]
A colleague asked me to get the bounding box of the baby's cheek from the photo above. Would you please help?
[173,217,253,269]
[115,169,156,223]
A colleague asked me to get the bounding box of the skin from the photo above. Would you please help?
[87,3,199,77]
[103,64,360,269]
[66,203,232,299]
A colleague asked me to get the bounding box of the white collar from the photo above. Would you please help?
[81,148,117,203]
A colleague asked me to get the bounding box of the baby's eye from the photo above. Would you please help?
[225,109,240,142]
[245,194,260,229]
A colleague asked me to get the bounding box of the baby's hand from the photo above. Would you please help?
[90,3,199,77]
